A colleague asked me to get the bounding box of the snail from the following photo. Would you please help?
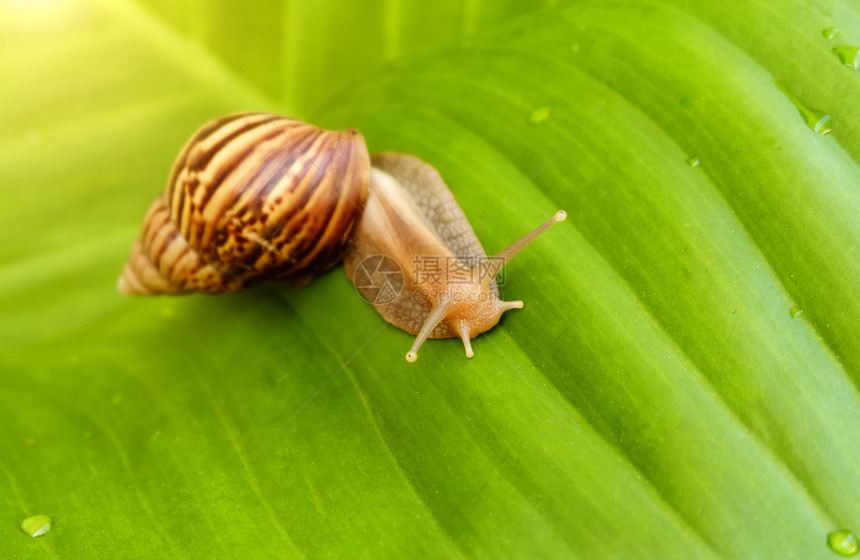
[119,112,566,362]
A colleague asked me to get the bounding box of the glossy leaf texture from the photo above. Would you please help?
[1,0,859,558]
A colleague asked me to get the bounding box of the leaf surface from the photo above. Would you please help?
[2,0,858,558]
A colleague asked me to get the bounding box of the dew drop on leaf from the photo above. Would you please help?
[812,114,832,135]
[822,27,840,39]
[831,46,860,69]
[686,156,700,167]
[20,515,52,537]
[779,86,832,135]
[827,529,859,557]
[790,306,803,320]
[529,106,551,124]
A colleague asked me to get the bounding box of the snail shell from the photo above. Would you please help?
[118,112,369,295]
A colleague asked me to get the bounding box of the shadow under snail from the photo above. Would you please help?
[118,112,566,362]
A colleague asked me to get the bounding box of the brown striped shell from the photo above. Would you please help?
[118,112,370,295]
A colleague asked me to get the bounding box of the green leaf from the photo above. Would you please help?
[2,0,859,557]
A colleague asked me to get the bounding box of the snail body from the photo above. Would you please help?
[120,112,565,361]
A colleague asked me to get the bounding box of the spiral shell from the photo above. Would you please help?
[118,112,370,295]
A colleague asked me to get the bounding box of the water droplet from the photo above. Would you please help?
[810,113,832,135]
[780,86,832,135]
[827,529,859,557]
[790,306,803,320]
[529,106,551,125]
[570,43,580,53]
[686,156,700,168]
[832,46,860,69]
[822,27,840,39]
[20,515,52,537]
